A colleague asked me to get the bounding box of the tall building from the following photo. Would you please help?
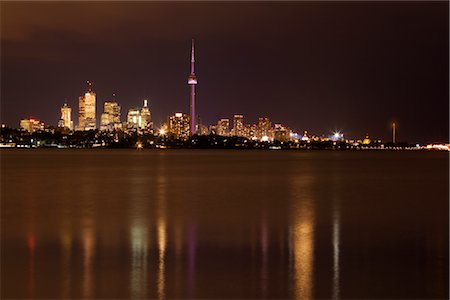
[232,114,244,137]
[78,81,96,130]
[169,112,190,141]
[100,101,121,131]
[127,108,142,129]
[58,103,73,130]
[217,118,230,136]
[188,39,198,136]
[20,118,44,133]
[258,117,272,140]
[140,99,152,130]
[246,123,258,140]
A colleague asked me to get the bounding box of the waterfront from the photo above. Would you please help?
[1,150,448,299]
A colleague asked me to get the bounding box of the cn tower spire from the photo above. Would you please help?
[191,39,195,74]
[188,39,198,136]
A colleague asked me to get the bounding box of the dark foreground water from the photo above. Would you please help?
[1,150,448,299]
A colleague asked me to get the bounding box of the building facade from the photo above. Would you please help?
[58,103,73,130]
[169,113,190,140]
[20,118,44,133]
[232,114,244,137]
[78,83,96,130]
[127,108,142,129]
[258,117,272,140]
[100,101,121,131]
[217,118,230,136]
[140,99,152,130]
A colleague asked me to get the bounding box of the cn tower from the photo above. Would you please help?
[187,39,197,136]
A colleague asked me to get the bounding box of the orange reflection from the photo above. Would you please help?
[156,159,167,300]
[81,217,94,299]
[291,176,314,300]
[157,218,166,300]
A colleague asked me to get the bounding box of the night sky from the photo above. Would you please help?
[1,1,448,143]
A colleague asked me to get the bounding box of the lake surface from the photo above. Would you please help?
[1,149,448,299]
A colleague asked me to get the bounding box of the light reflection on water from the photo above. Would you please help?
[1,150,447,299]
[81,217,94,299]
[157,218,166,300]
[291,175,314,300]
[60,224,72,299]
[129,168,150,299]
[332,205,340,300]
[332,165,341,300]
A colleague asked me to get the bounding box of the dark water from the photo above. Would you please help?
[1,150,448,299]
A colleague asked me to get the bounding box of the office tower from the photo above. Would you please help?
[169,112,190,141]
[78,81,96,130]
[246,123,258,140]
[20,118,44,133]
[58,103,73,130]
[232,114,244,137]
[127,108,142,129]
[217,118,230,136]
[100,101,121,131]
[140,99,152,130]
[258,117,271,140]
[187,39,198,136]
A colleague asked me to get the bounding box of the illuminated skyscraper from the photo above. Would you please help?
[58,103,73,130]
[217,118,230,136]
[258,117,272,140]
[78,81,96,130]
[232,114,244,137]
[127,108,142,129]
[20,118,44,133]
[246,123,258,140]
[187,39,197,136]
[140,99,152,130]
[100,101,121,131]
[169,112,190,141]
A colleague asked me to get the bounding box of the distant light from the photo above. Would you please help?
[332,131,343,141]
[159,129,166,135]
[175,113,183,118]
[261,135,269,142]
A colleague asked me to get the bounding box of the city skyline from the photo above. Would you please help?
[1,2,448,144]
